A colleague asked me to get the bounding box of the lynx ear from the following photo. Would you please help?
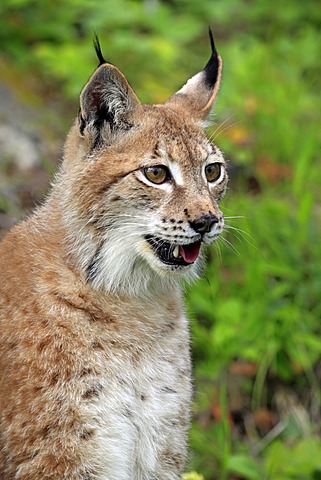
[165,28,222,122]
[79,51,142,146]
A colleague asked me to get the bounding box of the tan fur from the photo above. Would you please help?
[0,38,227,479]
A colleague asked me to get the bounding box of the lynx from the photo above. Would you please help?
[0,31,227,479]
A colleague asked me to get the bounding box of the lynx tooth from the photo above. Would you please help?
[173,245,180,258]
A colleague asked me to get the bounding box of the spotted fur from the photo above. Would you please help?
[0,32,227,479]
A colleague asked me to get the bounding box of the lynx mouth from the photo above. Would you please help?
[145,235,201,266]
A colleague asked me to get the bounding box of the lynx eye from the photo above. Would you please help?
[144,165,169,184]
[205,163,222,183]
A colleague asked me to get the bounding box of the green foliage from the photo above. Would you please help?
[189,190,321,381]
[0,1,320,479]
[0,0,210,101]
[265,438,321,479]
[227,454,262,480]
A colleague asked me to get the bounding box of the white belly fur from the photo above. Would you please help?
[82,314,192,480]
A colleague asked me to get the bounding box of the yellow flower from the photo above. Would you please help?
[182,472,204,480]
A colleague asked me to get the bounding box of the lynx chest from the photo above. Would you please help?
[71,294,192,479]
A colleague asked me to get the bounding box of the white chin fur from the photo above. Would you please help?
[64,206,207,297]
[89,234,204,297]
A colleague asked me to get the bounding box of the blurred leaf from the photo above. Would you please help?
[227,454,262,479]
[265,438,321,479]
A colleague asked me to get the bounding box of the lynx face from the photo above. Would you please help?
[62,33,227,295]
[139,141,226,271]
[86,123,226,293]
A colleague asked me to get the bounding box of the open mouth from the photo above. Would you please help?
[145,235,201,266]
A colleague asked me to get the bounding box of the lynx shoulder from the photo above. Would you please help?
[0,31,227,479]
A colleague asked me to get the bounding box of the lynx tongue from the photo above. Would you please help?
[179,241,201,264]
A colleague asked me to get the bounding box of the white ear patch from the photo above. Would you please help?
[176,71,204,96]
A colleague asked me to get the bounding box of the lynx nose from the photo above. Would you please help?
[189,212,219,234]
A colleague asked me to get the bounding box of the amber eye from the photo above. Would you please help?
[205,163,222,183]
[144,165,169,184]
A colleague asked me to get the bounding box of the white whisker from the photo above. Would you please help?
[208,113,236,142]
[217,235,240,255]
[213,242,223,264]
[224,225,253,239]
[212,120,243,142]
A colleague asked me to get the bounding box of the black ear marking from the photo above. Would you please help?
[79,110,86,136]
[93,33,108,67]
[80,38,142,148]
[208,27,216,56]
[203,27,220,88]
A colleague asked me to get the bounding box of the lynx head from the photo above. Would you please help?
[61,30,228,296]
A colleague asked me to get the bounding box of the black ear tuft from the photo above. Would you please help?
[93,33,108,67]
[208,26,216,56]
[203,27,220,88]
